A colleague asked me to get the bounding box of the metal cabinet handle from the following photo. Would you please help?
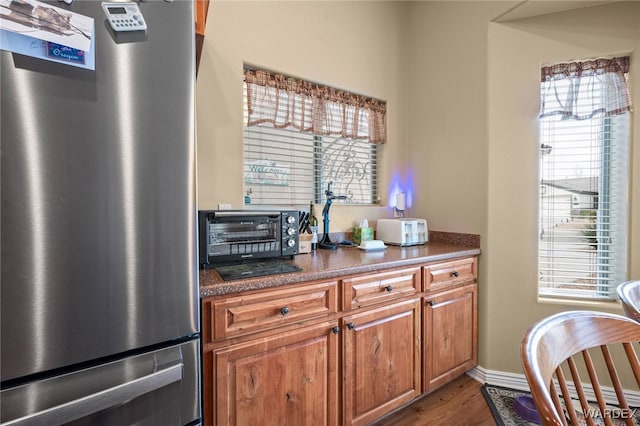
[451,271,459,278]
[427,300,434,307]
[332,326,341,334]
[385,285,393,293]
[347,322,356,330]
[280,306,290,316]
[4,363,183,426]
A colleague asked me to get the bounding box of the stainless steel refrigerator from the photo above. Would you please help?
[1,1,200,424]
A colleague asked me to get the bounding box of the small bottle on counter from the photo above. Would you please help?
[309,201,318,250]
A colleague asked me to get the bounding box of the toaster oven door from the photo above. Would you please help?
[209,221,278,244]
[203,211,282,263]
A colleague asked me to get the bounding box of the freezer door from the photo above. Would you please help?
[0,339,200,425]
[0,0,198,381]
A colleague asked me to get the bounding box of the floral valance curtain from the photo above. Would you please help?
[244,68,387,144]
[539,56,631,120]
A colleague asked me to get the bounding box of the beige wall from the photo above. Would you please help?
[197,0,640,377]
[406,1,505,235]
[485,2,640,374]
[196,1,409,230]
[405,1,506,372]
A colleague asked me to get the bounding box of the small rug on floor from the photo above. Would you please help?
[482,385,539,426]
[482,384,640,426]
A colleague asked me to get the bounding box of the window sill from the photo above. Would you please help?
[537,296,624,311]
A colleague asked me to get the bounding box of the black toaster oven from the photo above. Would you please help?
[198,210,299,268]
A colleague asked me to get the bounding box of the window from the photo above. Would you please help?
[242,67,385,206]
[538,57,631,301]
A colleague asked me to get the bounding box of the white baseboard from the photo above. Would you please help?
[466,366,531,391]
[467,367,640,406]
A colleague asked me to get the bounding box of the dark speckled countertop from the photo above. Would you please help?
[199,232,480,298]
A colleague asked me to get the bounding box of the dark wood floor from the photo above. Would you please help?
[370,374,497,426]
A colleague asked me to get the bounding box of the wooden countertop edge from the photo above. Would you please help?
[199,243,480,298]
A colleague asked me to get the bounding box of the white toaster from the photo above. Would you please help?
[376,218,428,246]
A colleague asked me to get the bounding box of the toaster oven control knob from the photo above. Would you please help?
[286,227,296,236]
[287,239,296,248]
[286,215,296,224]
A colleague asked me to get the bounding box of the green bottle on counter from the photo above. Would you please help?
[309,201,318,250]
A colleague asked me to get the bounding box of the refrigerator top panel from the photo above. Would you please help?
[1,0,198,382]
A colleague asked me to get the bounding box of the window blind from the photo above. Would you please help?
[538,69,630,300]
[243,75,380,207]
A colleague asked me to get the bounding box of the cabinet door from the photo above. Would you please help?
[207,321,339,426]
[423,284,477,393]
[342,298,421,426]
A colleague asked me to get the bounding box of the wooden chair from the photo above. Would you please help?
[521,310,640,426]
[617,281,640,323]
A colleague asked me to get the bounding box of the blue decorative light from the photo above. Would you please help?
[388,169,415,210]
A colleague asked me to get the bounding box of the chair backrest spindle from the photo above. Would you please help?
[623,342,640,385]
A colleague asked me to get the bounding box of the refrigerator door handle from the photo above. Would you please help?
[4,363,183,426]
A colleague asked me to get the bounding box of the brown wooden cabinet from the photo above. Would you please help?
[195,0,210,74]
[423,257,477,292]
[423,283,478,393]
[342,267,420,310]
[203,281,338,341]
[201,255,478,425]
[342,298,421,426]
[206,320,339,426]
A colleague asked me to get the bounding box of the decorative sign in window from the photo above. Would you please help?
[245,160,290,187]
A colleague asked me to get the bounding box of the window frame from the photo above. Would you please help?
[242,75,381,207]
[537,66,630,302]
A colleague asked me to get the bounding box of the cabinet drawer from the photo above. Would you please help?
[423,257,477,292]
[342,267,420,310]
[205,281,338,341]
